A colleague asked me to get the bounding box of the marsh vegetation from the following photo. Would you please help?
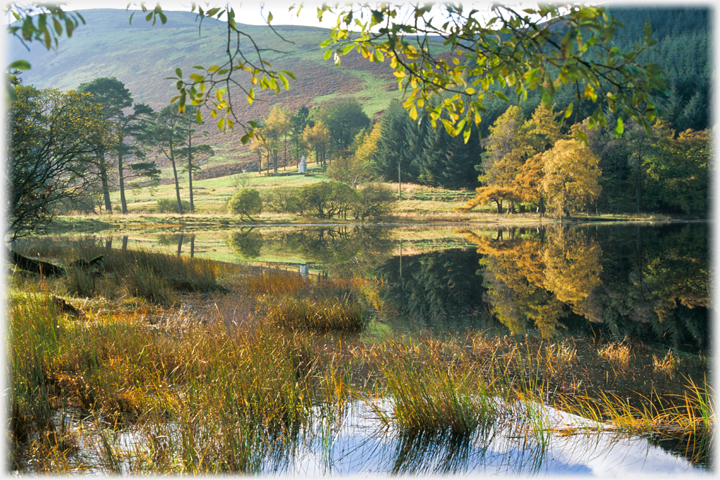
[8,223,712,474]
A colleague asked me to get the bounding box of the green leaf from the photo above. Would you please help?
[279,73,290,90]
[576,130,588,145]
[615,117,624,136]
[643,20,652,43]
[208,65,220,73]
[341,43,355,55]
[9,60,31,71]
[206,7,220,17]
[323,49,333,60]
[564,102,574,118]
[493,91,509,102]
[218,117,225,131]
[175,68,182,78]
[53,18,62,35]
[463,126,471,144]
[268,12,273,23]
[196,108,203,124]
[159,12,167,24]
[279,70,296,80]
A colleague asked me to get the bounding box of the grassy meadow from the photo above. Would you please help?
[8,239,713,473]
[61,155,673,233]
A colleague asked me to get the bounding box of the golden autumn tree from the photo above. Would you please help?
[456,106,529,213]
[328,122,382,185]
[264,105,292,173]
[302,121,330,168]
[480,105,532,188]
[512,153,545,211]
[511,104,564,212]
[541,138,602,217]
[454,186,521,214]
[521,103,564,152]
[458,104,563,214]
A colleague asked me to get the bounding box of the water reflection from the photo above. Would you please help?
[287,401,707,476]
[375,248,492,335]
[227,228,264,259]
[443,224,709,353]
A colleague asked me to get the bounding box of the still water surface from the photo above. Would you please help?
[20,221,712,474]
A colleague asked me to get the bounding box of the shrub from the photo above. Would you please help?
[353,183,396,219]
[53,193,101,214]
[295,181,358,219]
[262,187,300,213]
[156,198,191,213]
[228,188,262,221]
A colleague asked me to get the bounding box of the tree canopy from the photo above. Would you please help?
[8,3,668,143]
[8,84,115,238]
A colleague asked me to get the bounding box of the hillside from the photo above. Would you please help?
[8,9,401,166]
[8,7,710,185]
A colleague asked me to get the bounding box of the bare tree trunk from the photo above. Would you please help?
[170,143,183,214]
[99,155,112,214]
[118,152,128,214]
[188,132,195,213]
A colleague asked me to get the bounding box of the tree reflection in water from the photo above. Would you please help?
[374,248,493,335]
[456,223,708,353]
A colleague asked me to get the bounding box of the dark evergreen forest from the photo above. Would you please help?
[370,7,710,217]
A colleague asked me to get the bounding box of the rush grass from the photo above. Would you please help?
[11,239,229,306]
[8,249,714,472]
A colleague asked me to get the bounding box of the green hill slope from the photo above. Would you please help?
[9,9,401,167]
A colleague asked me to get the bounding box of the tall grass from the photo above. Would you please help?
[264,295,367,333]
[9,253,713,473]
[9,286,349,473]
[369,339,498,435]
[12,239,228,306]
[555,378,714,463]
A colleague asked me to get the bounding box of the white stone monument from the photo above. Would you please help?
[298,156,307,173]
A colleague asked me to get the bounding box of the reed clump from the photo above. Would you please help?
[653,349,680,377]
[597,341,631,370]
[12,240,227,306]
[241,270,311,297]
[365,338,500,435]
[264,294,367,333]
[9,283,350,473]
[555,378,714,463]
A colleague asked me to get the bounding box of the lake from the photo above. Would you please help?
[12,221,712,474]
